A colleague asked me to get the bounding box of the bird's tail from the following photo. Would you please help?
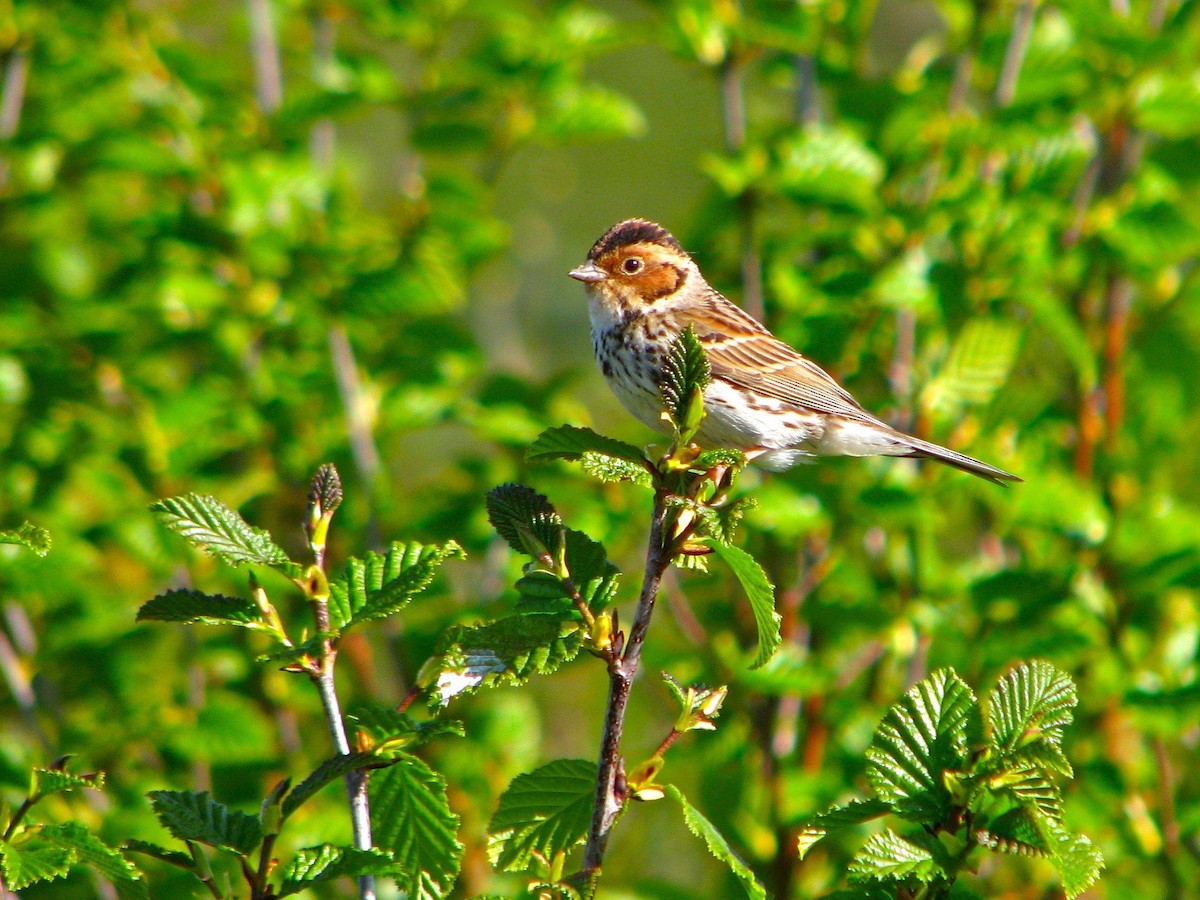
[901,435,1021,487]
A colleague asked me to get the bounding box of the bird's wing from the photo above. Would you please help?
[685,308,886,425]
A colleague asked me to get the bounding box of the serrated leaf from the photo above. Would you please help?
[974,806,1052,857]
[347,706,464,753]
[487,759,596,874]
[705,542,780,669]
[0,839,74,889]
[693,448,746,469]
[796,799,892,859]
[847,829,946,882]
[987,660,1076,755]
[283,752,387,821]
[922,320,1021,417]
[136,589,267,630]
[486,484,564,559]
[278,845,406,897]
[865,668,981,821]
[32,766,103,798]
[775,126,885,209]
[661,326,711,433]
[1009,740,1074,779]
[666,786,766,900]
[527,425,648,467]
[432,614,586,705]
[150,494,297,575]
[1048,828,1104,899]
[563,529,620,612]
[371,752,462,900]
[992,763,1064,824]
[0,521,50,556]
[580,452,654,488]
[39,823,147,899]
[120,840,195,869]
[147,790,261,856]
[329,541,464,631]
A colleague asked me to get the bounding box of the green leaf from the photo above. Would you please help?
[1047,828,1104,899]
[922,319,1022,417]
[705,542,780,669]
[775,126,885,210]
[986,660,1076,755]
[563,529,620,612]
[136,589,267,630]
[974,806,1052,857]
[329,540,465,631]
[278,845,406,897]
[580,452,654,488]
[526,425,648,467]
[346,706,464,753]
[847,829,946,882]
[486,484,564,559]
[661,326,711,436]
[150,494,298,575]
[31,765,104,798]
[283,752,387,821]
[487,759,596,874]
[371,752,462,900]
[514,530,619,616]
[0,839,74,890]
[39,823,147,900]
[865,668,981,821]
[666,785,766,900]
[431,614,586,705]
[990,763,1065,824]
[120,840,195,870]
[147,790,262,856]
[0,521,50,556]
[795,799,891,859]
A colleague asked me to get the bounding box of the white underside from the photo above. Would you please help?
[605,370,911,472]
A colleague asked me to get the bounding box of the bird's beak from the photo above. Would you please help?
[568,262,606,284]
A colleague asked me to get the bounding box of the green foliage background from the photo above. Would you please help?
[1,0,1198,895]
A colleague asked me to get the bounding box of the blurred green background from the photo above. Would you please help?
[2,0,1199,896]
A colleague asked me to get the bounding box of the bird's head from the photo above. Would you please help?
[568,219,697,313]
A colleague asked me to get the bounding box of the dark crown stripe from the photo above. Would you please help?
[587,219,683,260]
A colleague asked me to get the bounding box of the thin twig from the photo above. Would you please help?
[309,8,336,171]
[994,0,1035,108]
[247,0,284,114]
[0,47,29,190]
[720,53,764,322]
[313,668,376,900]
[0,48,28,140]
[581,493,673,887]
[328,326,383,511]
[794,54,820,126]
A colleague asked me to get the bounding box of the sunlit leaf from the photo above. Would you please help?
[865,668,981,821]
[150,494,298,575]
[705,541,780,669]
[371,753,462,900]
[667,786,766,900]
[487,759,595,874]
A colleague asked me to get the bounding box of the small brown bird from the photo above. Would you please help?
[568,219,1020,486]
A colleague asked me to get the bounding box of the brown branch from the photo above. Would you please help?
[581,493,673,889]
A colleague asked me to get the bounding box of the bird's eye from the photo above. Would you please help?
[622,257,643,274]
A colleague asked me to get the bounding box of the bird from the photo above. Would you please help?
[567,218,1020,486]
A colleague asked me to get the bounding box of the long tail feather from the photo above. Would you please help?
[901,435,1021,487]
